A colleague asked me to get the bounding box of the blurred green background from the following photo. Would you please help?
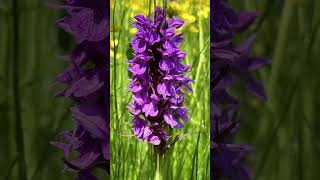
[230,0,320,179]
[0,0,75,179]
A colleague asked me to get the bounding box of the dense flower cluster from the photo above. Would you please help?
[211,0,270,179]
[51,0,109,179]
[129,7,192,147]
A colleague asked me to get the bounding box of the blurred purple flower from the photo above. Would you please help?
[129,7,192,148]
[50,0,109,179]
[211,0,270,179]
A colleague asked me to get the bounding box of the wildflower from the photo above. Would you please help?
[211,0,270,179]
[167,1,196,23]
[129,7,192,150]
[187,25,199,33]
[51,0,109,179]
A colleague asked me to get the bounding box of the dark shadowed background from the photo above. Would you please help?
[230,0,320,179]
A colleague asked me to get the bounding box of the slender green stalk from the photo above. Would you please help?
[193,0,204,99]
[148,0,152,17]
[155,153,163,180]
[11,0,27,179]
[112,0,119,123]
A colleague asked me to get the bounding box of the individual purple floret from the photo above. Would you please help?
[51,0,109,179]
[129,7,192,149]
[211,0,270,179]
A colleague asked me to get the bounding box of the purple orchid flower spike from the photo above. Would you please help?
[129,6,192,153]
[212,0,270,179]
[51,0,109,179]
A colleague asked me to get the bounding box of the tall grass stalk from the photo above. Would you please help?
[193,0,205,98]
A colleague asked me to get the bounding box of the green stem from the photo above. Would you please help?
[193,0,204,99]
[148,0,152,18]
[155,153,163,180]
[112,0,118,124]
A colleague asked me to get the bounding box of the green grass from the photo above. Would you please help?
[110,0,210,179]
